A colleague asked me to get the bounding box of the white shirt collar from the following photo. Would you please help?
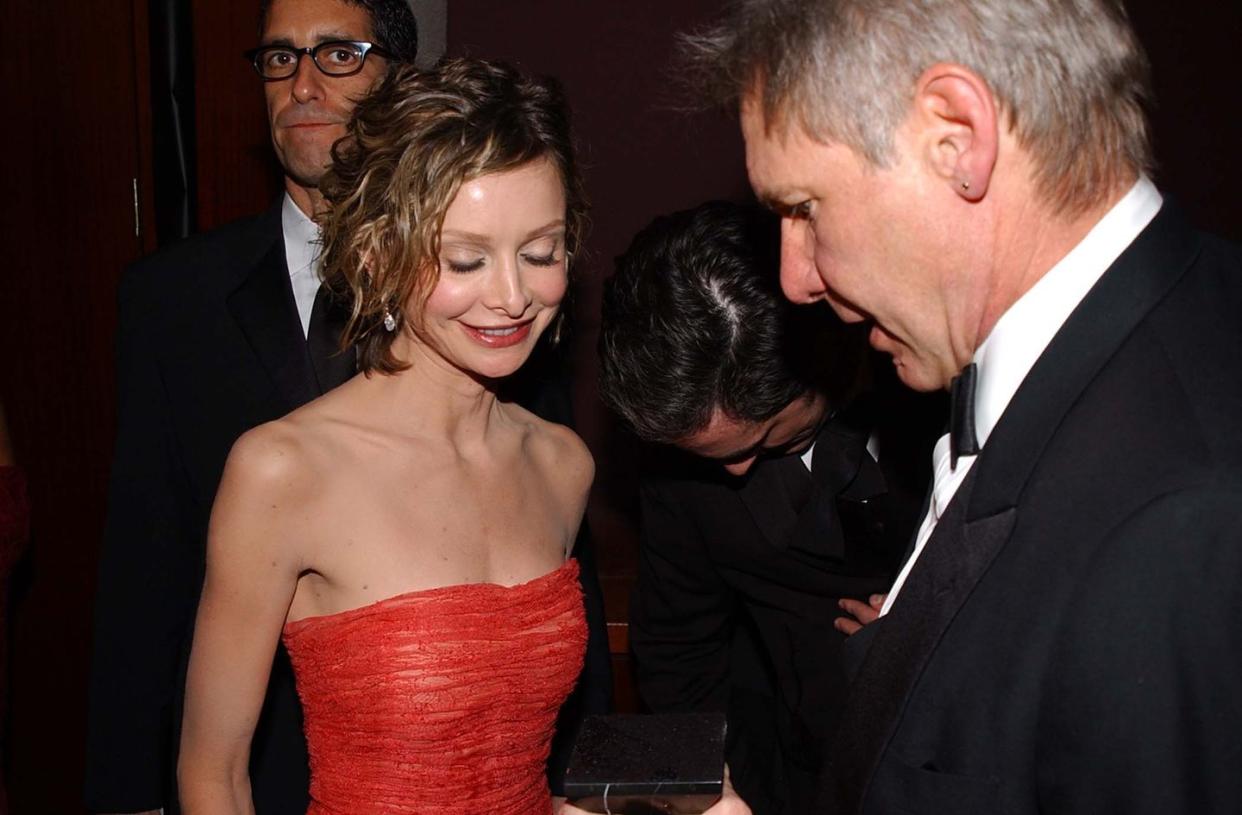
[970,177,1163,450]
[281,193,321,280]
[281,194,325,337]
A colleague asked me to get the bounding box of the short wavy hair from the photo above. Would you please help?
[317,58,588,374]
[685,0,1153,214]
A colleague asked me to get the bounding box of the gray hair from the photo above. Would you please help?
[685,0,1154,214]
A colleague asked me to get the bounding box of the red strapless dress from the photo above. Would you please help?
[282,559,586,815]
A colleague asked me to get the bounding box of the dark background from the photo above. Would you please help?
[2,1,1239,812]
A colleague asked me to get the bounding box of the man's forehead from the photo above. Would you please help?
[262,0,373,43]
[740,102,804,205]
[740,88,803,146]
[679,410,763,460]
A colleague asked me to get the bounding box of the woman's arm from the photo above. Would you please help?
[177,428,307,815]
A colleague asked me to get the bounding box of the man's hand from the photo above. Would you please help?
[556,764,751,814]
[834,593,886,636]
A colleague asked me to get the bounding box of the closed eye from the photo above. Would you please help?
[521,252,560,267]
[446,258,485,273]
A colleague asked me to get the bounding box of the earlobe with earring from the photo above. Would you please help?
[382,307,398,332]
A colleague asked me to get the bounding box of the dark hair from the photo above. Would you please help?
[599,201,856,444]
[259,0,419,64]
[318,59,588,374]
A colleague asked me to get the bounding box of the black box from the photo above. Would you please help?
[563,712,727,814]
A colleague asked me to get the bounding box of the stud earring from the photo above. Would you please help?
[960,179,971,191]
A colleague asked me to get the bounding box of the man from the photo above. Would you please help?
[86,2,607,812]
[690,1,1242,812]
[598,202,938,814]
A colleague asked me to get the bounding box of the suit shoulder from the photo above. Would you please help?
[121,208,282,300]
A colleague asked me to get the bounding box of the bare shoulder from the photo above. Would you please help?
[506,404,595,493]
[221,418,318,501]
[211,416,331,557]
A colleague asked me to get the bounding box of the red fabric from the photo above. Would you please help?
[283,559,586,815]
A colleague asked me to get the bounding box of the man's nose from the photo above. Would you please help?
[778,218,826,305]
[722,456,757,477]
[291,54,328,103]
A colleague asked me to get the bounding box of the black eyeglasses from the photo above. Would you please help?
[244,41,389,81]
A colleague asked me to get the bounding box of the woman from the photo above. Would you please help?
[178,58,592,814]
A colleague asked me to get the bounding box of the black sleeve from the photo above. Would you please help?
[630,479,737,713]
[84,267,198,812]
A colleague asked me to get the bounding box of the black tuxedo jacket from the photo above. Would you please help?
[823,204,1242,814]
[632,394,938,815]
[85,203,611,813]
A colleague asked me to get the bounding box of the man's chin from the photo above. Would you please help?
[275,142,336,188]
[888,354,947,393]
[281,160,330,193]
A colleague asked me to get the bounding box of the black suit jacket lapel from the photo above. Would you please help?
[967,202,1200,519]
[738,453,811,552]
[225,205,318,413]
[825,473,1016,813]
[824,203,1203,814]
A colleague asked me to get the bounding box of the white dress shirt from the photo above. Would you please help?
[282,194,323,338]
[880,177,1163,616]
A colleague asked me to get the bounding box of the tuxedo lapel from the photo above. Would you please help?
[967,202,1200,518]
[824,474,1016,813]
[226,219,318,413]
[738,454,811,552]
[822,203,1203,814]
[791,418,881,560]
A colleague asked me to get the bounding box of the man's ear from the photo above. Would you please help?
[909,63,999,202]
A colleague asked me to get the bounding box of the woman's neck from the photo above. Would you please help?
[358,337,508,450]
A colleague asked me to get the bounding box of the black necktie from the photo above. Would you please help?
[306,283,355,395]
[949,362,980,467]
[794,416,887,560]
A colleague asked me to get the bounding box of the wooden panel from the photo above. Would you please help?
[0,0,153,810]
[193,0,283,230]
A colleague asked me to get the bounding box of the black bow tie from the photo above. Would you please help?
[949,363,981,467]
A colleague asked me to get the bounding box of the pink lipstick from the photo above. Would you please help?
[461,320,533,348]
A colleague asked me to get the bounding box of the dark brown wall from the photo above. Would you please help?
[1,0,154,812]
[193,0,284,230]
[1127,1,1242,242]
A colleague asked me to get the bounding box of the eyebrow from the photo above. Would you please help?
[756,192,802,218]
[261,30,365,48]
[440,220,566,245]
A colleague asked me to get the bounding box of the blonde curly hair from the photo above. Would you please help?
[318,58,589,374]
